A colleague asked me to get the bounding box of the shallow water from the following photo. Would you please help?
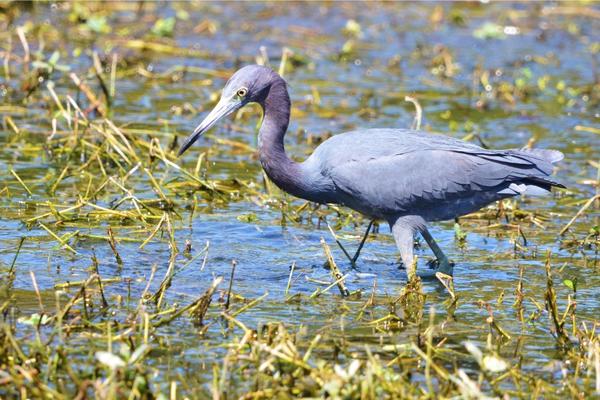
[0,2,599,396]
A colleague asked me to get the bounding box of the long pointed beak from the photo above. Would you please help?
[177,97,241,156]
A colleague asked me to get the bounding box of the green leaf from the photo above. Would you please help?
[520,67,532,80]
[86,16,111,34]
[31,61,51,70]
[454,222,467,242]
[343,19,362,38]
[562,278,577,293]
[473,22,506,40]
[130,344,150,364]
[48,51,60,66]
[18,313,51,325]
[151,17,176,37]
[176,10,189,20]
[237,213,258,223]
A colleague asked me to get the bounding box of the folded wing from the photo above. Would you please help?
[316,129,563,219]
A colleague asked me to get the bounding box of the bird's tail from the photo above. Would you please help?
[497,147,565,196]
[518,147,564,164]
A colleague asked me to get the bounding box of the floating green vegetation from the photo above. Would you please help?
[1,251,600,398]
[0,1,599,399]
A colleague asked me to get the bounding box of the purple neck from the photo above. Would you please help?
[257,78,307,198]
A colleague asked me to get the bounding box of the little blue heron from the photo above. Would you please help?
[178,65,564,278]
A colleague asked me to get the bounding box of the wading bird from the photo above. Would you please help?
[178,65,564,279]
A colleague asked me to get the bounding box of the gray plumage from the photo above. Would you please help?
[178,65,564,278]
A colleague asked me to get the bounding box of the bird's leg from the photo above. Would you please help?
[329,220,374,268]
[351,219,374,265]
[419,226,454,276]
[390,219,417,280]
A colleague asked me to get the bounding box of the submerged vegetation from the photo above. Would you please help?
[0,2,599,398]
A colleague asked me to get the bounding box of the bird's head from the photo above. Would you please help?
[177,65,278,156]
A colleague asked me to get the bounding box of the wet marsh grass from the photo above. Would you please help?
[1,1,599,399]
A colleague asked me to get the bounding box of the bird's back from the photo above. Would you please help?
[303,129,563,222]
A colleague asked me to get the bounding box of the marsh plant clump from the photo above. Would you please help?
[0,2,599,399]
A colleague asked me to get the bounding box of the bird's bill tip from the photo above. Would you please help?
[177,132,200,156]
[177,98,240,157]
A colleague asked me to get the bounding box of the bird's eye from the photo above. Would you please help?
[236,87,248,97]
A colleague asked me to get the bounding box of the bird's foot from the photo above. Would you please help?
[426,258,455,277]
[426,259,456,298]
